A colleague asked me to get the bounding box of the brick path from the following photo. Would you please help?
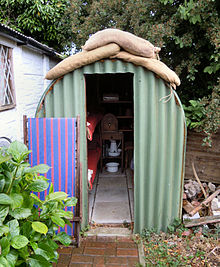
[56,236,140,267]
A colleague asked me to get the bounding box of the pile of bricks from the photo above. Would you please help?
[55,235,140,267]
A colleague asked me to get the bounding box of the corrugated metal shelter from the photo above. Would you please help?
[35,59,186,233]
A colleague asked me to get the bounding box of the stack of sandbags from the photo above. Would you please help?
[82,28,160,59]
[45,28,180,87]
[45,43,120,80]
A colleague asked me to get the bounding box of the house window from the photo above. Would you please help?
[0,44,16,111]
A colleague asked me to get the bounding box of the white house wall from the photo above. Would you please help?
[0,36,58,142]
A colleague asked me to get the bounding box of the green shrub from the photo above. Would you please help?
[0,141,77,266]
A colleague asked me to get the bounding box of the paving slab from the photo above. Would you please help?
[86,227,132,236]
[95,186,129,203]
[92,201,131,223]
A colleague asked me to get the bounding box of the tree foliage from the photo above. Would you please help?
[70,0,219,100]
[0,0,73,53]
[70,0,220,140]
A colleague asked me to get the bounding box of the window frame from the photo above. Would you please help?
[0,44,16,111]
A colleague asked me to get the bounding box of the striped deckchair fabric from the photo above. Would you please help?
[27,118,78,236]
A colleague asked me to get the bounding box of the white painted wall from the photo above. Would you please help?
[0,36,59,142]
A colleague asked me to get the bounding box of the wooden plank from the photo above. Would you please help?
[23,115,28,146]
[184,215,220,228]
[189,188,220,216]
[185,130,220,184]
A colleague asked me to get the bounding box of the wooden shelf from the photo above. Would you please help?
[119,129,133,132]
[117,116,133,119]
[104,156,121,159]
[101,100,132,104]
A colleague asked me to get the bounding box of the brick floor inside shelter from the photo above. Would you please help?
[56,236,140,267]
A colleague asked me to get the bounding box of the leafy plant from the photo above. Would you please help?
[79,224,90,237]
[183,99,205,129]
[0,0,73,53]
[0,141,77,266]
[183,81,220,146]
[167,218,188,236]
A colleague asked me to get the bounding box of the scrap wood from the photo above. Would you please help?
[183,200,194,213]
[184,215,220,228]
[189,188,220,216]
[192,162,208,198]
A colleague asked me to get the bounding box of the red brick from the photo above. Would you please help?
[93,257,105,264]
[70,264,92,267]
[93,265,105,267]
[57,254,71,265]
[85,242,106,248]
[71,247,84,254]
[117,236,134,243]
[117,248,138,257]
[117,242,137,249]
[82,236,97,242]
[106,242,116,248]
[71,255,93,263]
[96,236,116,242]
[57,246,73,254]
[105,265,125,267]
[127,257,140,267]
[105,256,127,265]
[57,264,69,267]
[105,248,117,256]
[84,247,105,255]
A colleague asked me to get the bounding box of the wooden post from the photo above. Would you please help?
[23,115,28,146]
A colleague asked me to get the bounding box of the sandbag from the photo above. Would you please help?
[82,28,160,59]
[111,51,180,88]
[45,43,121,80]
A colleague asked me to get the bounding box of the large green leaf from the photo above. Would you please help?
[27,180,49,192]
[9,208,32,219]
[10,193,23,210]
[45,192,67,202]
[8,141,29,162]
[54,210,73,220]
[0,256,10,267]
[32,222,48,235]
[34,243,56,261]
[2,171,12,193]
[0,225,9,237]
[22,192,34,209]
[51,215,65,228]
[17,246,29,260]
[49,183,54,194]
[0,206,9,223]
[0,178,5,192]
[0,155,11,165]
[53,232,72,246]
[21,221,32,238]
[42,237,58,251]
[64,197,77,207]
[0,194,12,205]
[25,164,50,174]
[11,235,29,249]
[6,219,19,238]
[0,237,10,256]
[28,255,50,267]
[6,250,18,267]
[30,193,43,204]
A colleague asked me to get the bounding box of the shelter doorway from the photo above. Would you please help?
[85,73,134,225]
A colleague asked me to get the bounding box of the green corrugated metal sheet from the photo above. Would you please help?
[36,59,186,233]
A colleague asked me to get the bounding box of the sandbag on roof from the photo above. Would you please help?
[45,43,120,80]
[110,51,180,88]
[82,28,160,59]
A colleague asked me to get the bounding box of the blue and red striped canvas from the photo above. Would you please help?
[28,118,77,236]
